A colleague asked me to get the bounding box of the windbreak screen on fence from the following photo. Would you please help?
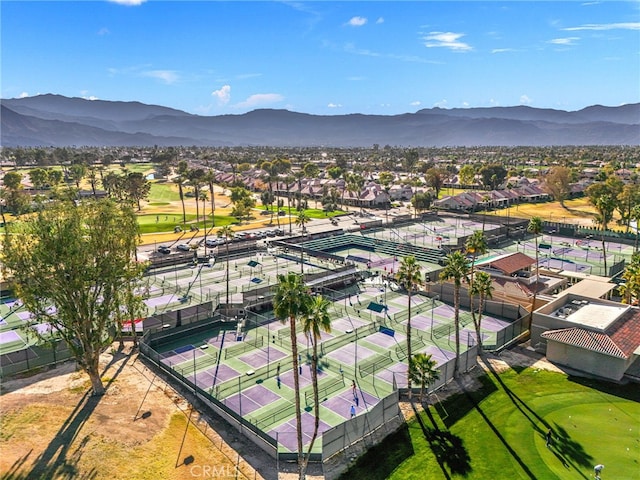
[322,390,401,460]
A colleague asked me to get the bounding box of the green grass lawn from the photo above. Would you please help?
[136,214,236,234]
[148,181,180,202]
[342,365,640,480]
[259,205,345,219]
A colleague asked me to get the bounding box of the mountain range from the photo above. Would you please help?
[2,94,639,147]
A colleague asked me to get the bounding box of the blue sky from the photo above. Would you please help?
[2,1,639,115]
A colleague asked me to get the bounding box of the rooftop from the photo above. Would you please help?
[549,298,629,331]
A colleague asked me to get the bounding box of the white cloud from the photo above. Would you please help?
[327,103,342,108]
[142,70,179,84]
[235,93,284,109]
[108,0,147,5]
[520,95,533,105]
[564,22,640,31]
[212,85,231,104]
[424,32,472,51]
[549,37,580,45]
[19,92,29,98]
[344,43,438,64]
[236,73,262,80]
[347,16,367,27]
[492,48,516,54]
[376,17,384,24]
[434,99,448,108]
[410,101,421,107]
[97,27,110,36]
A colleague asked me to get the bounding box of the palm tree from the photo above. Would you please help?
[217,225,234,305]
[300,294,331,477]
[296,211,310,274]
[469,271,493,351]
[204,169,217,227]
[619,255,640,305]
[631,205,640,254]
[465,231,488,324]
[527,216,543,331]
[593,194,616,274]
[199,191,209,252]
[396,255,423,399]
[173,176,187,225]
[409,353,440,405]
[285,174,295,235]
[273,272,312,479]
[439,251,470,378]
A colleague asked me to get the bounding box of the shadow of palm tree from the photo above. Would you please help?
[16,352,131,479]
[336,423,414,480]
[481,358,593,477]
[416,403,471,478]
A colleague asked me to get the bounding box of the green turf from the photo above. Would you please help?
[258,205,346,219]
[148,181,180,202]
[341,367,640,480]
[136,214,236,234]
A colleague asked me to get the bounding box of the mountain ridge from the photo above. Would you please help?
[2,94,639,147]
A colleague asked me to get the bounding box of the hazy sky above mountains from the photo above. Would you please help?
[2,1,639,115]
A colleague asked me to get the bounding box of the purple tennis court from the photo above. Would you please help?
[329,344,376,366]
[362,331,405,349]
[279,367,317,389]
[406,314,443,331]
[223,384,283,415]
[269,411,333,451]
[433,304,456,317]
[422,345,456,363]
[206,330,239,348]
[0,331,23,344]
[322,388,380,420]
[376,362,407,387]
[480,316,513,332]
[159,345,205,366]
[16,311,33,321]
[539,257,590,272]
[239,346,287,368]
[331,317,367,332]
[144,294,177,307]
[189,363,239,388]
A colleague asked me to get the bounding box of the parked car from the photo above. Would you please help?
[265,230,276,237]
[176,243,191,252]
[157,245,171,254]
[205,238,218,247]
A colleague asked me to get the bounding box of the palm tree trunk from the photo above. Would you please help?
[195,187,200,224]
[453,284,461,378]
[601,232,608,275]
[476,297,484,351]
[225,243,230,305]
[289,316,304,478]
[179,183,186,225]
[407,290,412,400]
[287,187,293,234]
[303,337,321,477]
[529,236,539,332]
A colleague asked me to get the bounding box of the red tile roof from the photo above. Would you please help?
[542,307,640,359]
[542,328,627,358]
[487,252,536,275]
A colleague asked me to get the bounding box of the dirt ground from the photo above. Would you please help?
[0,342,564,480]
